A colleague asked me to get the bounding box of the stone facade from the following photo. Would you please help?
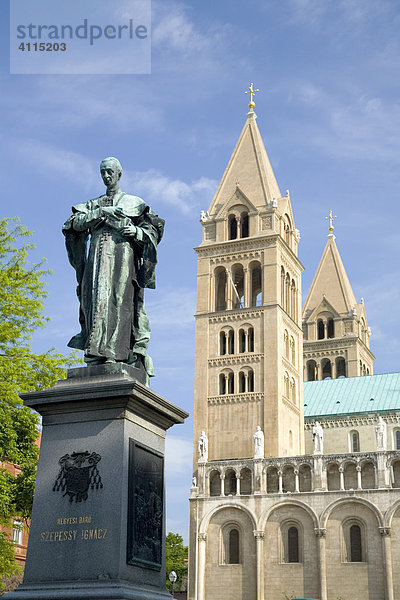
[189,107,400,600]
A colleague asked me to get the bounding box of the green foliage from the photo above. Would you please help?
[0,218,80,579]
[282,592,296,600]
[165,532,188,592]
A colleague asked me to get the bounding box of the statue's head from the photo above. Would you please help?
[100,157,122,187]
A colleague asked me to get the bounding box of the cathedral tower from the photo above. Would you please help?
[302,220,374,381]
[193,94,304,463]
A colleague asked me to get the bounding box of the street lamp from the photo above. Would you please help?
[169,570,177,597]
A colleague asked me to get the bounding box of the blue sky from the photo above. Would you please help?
[2,0,400,542]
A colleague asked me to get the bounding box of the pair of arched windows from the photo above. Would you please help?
[281,268,297,320]
[283,330,296,364]
[283,372,296,401]
[317,317,334,339]
[359,360,370,376]
[219,369,254,395]
[220,327,254,355]
[228,211,249,241]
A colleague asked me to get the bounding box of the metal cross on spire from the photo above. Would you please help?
[245,82,260,111]
[325,210,337,233]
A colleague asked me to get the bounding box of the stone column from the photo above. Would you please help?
[339,466,345,490]
[380,527,394,600]
[236,473,241,496]
[294,469,300,492]
[226,268,233,310]
[197,533,207,600]
[253,531,265,600]
[315,528,327,600]
[278,470,283,494]
[220,474,225,497]
[356,465,362,490]
[210,272,215,312]
[244,267,250,308]
[331,360,336,379]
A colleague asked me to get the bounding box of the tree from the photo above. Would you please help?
[165,532,188,592]
[0,218,79,580]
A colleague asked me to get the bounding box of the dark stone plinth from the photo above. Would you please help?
[5,367,188,600]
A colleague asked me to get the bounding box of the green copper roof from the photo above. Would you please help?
[304,372,400,418]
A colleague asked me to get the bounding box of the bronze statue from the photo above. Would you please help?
[63,157,164,379]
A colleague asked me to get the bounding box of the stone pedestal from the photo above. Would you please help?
[6,365,188,600]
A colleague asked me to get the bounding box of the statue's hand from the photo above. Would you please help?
[120,224,137,238]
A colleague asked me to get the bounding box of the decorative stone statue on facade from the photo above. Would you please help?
[63,157,164,379]
[312,421,324,454]
[198,431,208,462]
[375,416,387,450]
[253,426,264,459]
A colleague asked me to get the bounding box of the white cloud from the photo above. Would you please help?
[165,436,193,476]
[125,169,217,214]
[5,137,217,214]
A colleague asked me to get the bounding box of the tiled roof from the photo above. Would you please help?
[304,372,400,417]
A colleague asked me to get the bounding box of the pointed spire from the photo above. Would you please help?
[207,99,281,214]
[303,227,357,317]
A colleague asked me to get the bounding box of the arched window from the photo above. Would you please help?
[336,357,346,378]
[248,369,254,392]
[215,268,227,311]
[281,267,285,308]
[321,358,332,379]
[349,524,362,562]
[232,264,244,309]
[285,274,290,313]
[219,374,226,395]
[289,378,295,402]
[228,372,234,394]
[306,359,317,382]
[284,330,289,358]
[284,372,289,397]
[240,212,249,238]
[240,468,252,495]
[290,280,296,320]
[228,214,238,240]
[290,337,295,364]
[317,319,325,340]
[250,262,262,307]
[350,430,360,452]
[395,430,400,450]
[238,371,245,393]
[209,470,221,496]
[288,527,299,563]
[228,529,240,564]
[228,329,234,354]
[220,331,227,355]
[327,318,334,338]
[239,329,246,353]
[225,470,237,495]
[248,327,254,352]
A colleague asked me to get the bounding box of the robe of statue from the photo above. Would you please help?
[62,192,164,373]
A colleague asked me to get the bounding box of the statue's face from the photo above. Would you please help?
[100,163,120,187]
